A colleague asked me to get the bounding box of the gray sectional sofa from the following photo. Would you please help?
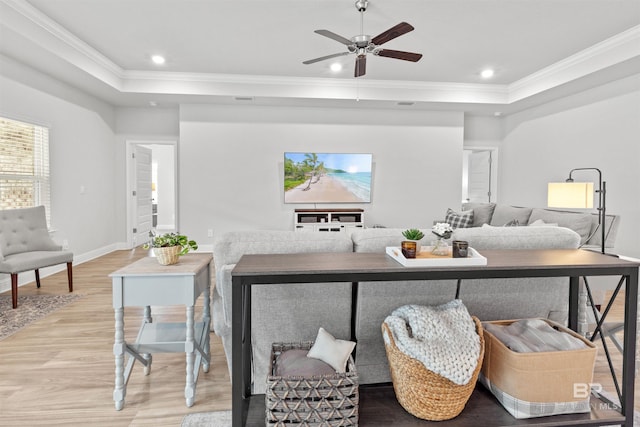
[211,203,620,393]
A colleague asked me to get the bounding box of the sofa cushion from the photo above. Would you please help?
[452,225,581,250]
[529,219,558,227]
[490,206,533,226]
[213,230,353,270]
[445,208,474,229]
[351,228,415,253]
[527,209,592,245]
[462,203,496,227]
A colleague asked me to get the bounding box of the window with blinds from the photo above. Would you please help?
[0,117,51,224]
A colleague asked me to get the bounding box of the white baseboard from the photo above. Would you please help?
[0,242,127,294]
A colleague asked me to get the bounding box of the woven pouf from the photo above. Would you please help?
[382,317,484,421]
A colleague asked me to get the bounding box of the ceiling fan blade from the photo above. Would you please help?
[314,29,354,46]
[355,55,367,77]
[371,22,414,46]
[303,52,350,65]
[375,49,423,62]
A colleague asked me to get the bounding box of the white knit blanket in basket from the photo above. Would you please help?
[383,300,481,385]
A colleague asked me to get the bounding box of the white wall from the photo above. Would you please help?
[499,74,640,258]
[114,107,179,243]
[179,104,464,246]
[0,56,119,269]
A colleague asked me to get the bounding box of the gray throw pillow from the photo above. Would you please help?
[445,208,474,229]
[527,209,592,245]
[490,206,533,226]
[462,202,496,226]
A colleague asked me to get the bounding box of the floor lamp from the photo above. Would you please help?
[547,167,606,254]
[548,168,625,404]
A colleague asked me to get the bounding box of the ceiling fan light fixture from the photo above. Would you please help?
[302,0,421,78]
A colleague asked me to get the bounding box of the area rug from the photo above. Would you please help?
[0,293,84,341]
[181,410,231,427]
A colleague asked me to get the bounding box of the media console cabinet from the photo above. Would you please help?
[294,208,364,232]
[231,249,639,426]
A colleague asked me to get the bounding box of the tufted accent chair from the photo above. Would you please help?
[0,206,73,308]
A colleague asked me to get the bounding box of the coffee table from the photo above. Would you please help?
[231,249,638,426]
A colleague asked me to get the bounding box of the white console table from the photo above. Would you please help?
[110,253,212,410]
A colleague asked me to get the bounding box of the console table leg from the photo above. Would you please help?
[185,305,196,407]
[203,272,211,373]
[623,271,638,425]
[113,306,125,410]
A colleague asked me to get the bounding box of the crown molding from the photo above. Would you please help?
[121,70,509,104]
[509,25,640,102]
[2,0,637,108]
[1,0,125,89]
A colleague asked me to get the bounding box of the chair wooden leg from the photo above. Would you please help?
[35,269,41,288]
[67,262,73,292]
[11,273,18,309]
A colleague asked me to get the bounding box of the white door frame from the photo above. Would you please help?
[126,140,178,249]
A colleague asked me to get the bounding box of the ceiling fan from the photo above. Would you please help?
[303,0,423,78]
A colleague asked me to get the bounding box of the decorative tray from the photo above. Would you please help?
[386,246,487,267]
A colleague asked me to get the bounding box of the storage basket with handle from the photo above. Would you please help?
[381,316,484,421]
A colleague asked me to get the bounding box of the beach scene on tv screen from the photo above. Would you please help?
[284,152,372,203]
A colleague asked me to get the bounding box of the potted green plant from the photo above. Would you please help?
[143,231,198,265]
[401,228,425,256]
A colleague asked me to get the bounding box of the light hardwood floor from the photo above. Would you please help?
[0,249,637,426]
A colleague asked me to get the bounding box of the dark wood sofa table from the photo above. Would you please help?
[231,249,639,426]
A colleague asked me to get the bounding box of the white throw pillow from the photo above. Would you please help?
[307,327,356,373]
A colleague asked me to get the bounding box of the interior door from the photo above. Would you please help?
[134,145,153,246]
[466,150,492,203]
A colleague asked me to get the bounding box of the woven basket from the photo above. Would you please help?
[265,342,359,426]
[153,246,181,265]
[381,316,484,421]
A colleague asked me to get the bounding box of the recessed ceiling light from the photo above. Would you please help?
[480,68,495,79]
[149,101,158,107]
[151,55,166,65]
[330,63,343,72]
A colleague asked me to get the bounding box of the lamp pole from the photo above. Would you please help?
[567,168,606,254]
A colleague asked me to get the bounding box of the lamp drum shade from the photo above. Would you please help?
[547,182,594,209]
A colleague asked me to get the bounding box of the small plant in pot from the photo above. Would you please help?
[143,231,198,265]
[401,228,425,257]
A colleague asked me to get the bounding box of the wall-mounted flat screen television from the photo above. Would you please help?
[284,152,372,203]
